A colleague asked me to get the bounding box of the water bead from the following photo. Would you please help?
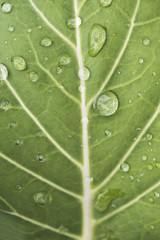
[0,64,8,80]
[1,2,11,13]
[120,163,130,172]
[59,54,71,66]
[33,192,48,205]
[67,17,81,29]
[11,57,26,71]
[93,91,118,116]
[29,71,39,83]
[78,67,90,81]
[40,37,52,47]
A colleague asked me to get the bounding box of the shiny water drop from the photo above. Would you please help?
[148,164,153,170]
[78,85,85,93]
[58,225,68,233]
[137,93,142,97]
[154,192,160,198]
[136,127,141,132]
[120,163,130,172]
[148,197,154,203]
[98,0,113,7]
[16,184,22,190]
[67,17,81,29]
[155,163,160,168]
[11,56,26,71]
[37,25,42,29]
[59,54,71,66]
[40,37,52,47]
[0,100,10,111]
[56,66,62,74]
[27,28,32,33]
[1,2,11,13]
[78,67,90,81]
[153,72,156,76]
[93,91,118,116]
[15,139,23,145]
[105,129,111,136]
[8,26,14,32]
[4,41,8,45]
[37,154,46,163]
[10,121,17,128]
[138,58,144,64]
[142,38,150,46]
[88,24,106,57]
[146,133,153,140]
[33,192,48,205]
[29,71,39,83]
[0,64,8,80]
[142,154,147,161]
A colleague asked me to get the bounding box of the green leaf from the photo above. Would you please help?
[0,0,160,240]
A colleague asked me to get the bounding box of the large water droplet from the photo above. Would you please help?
[11,57,26,71]
[8,26,14,32]
[33,192,48,205]
[1,2,11,13]
[155,163,160,168]
[67,17,81,29]
[98,0,113,7]
[120,163,130,172]
[56,66,62,74]
[78,67,90,81]
[88,24,106,57]
[138,58,144,64]
[0,100,10,111]
[95,189,125,212]
[142,38,150,46]
[40,37,52,47]
[59,54,71,66]
[93,91,118,116]
[0,64,8,80]
[29,71,39,83]
[148,164,153,170]
[142,154,147,161]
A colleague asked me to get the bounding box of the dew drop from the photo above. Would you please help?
[37,25,42,29]
[1,2,11,13]
[142,154,147,161]
[11,56,26,71]
[105,129,111,136]
[78,67,90,81]
[4,41,8,45]
[93,91,118,116]
[28,71,39,83]
[153,72,156,76]
[146,133,153,140]
[138,58,144,64]
[58,225,68,233]
[136,127,141,132]
[78,85,85,93]
[27,28,32,33]
[142,38,150,46]
[56,66,62,74]
[120,163,130,172]
[33,192,48,205]
[148,197,154,203]
[8,26,14,32]
[59,54,71,66]
[10,121,17,128]
[15,139,23,145]
[0,64,8,80]
[98,0,113,7]
[0,100,10,111]
[16,184,22,190]
[67,17,81,29]
[154,192,160,198]
[37,154,46,163]
[148,164,153,170]
[129,175,134,180]
[40,37,52,47]
[82,116,89,124]
[88,24,107,57]
[155,163,160,168]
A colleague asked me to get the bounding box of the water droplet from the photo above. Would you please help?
[4,41,8,45]
[82,116,89,124]
[36,131,44,136]
[148,197,154,203]
[129,175,134,180]
[154,192,160,198]
[16,184,22,190]
[27,28,32,33]
[1,2,11,13]
[78,67,90,81]
[37,25,42,29]
[88,24,107,57]
[155,163,160,168]
[14,37,16,41]
[93,91,118,116]
[138,58,144,64]
[58,225,68,233]
[98,0,113,7]
[78,85,85,93]
[150,225,154,230]
[10,121,17,128]
[59,54,71,66]
[0,64,8,80]
[136,127,141,132]
[8,26,14,32]
[146,133,153,140]
[33,192,48,205]
[137,93,142,97]
[142,38,150,46]
[137,178,141,183]
[67,17,81,29]
[56,66,62,74]
[155,81,159,86]
[148,164,153,170]
[142,154,147,161]
[95,189,125,212]
[0,100,10,111]
[28,71,39,83]
[153,72,156,76]
[15,139,23,145]
[37,154,46,163]
[11,56,26,71]
[120,163,130,172]
[105,129,111,136]
[40,37,52,47]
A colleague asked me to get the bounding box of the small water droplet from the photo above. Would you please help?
[155,163,160,168]
[88,24,107,57]
[28,71,39,83]
[154,192,160,198]
[117,71,121,75]
[58,225,68,233]
[8,26,14,32]
[1,2,11,13]
[56,66,62,74]
[137,93,142,97]
[155,81,159,86]
[16,184,22,190]
[78,85,85,92]
[10,121,17,128]
[67,17,81,29]
[4,41,8,45]
[15,139,23,145]
[40,37,52,47]
[136,127,141,132]
[14,37,16,41]
[138,58,144,64]
[105,129,111,136]
[93,91,118,116]
[142,38,150,46]
[0,64,8,80]
[146,133,153,140]
[150,225,154,230]
[142,154,147,161]
[33,192,48,205]
[148,197,154,203]
[59,54,71,66]
[120,163,130,172]
[37,25,42,29]
[78,67,90,81]
[148,164,153,170]
[98,0,113,7]
[129,175,134,180]
[137,178,141,183]
[11,56,26,71]
[27,28,32,33]
[0,100,10,111]
[37,154,46,163]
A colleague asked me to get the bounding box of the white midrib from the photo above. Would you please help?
[74,1,92,240]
